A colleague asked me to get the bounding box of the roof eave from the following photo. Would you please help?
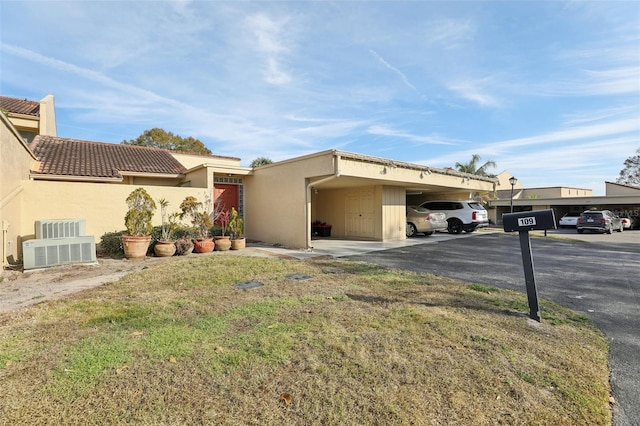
[30,173,124,183]
[120,171,185,179]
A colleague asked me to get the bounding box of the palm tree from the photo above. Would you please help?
[455,154,497,177]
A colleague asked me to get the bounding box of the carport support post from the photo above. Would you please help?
[518,230,541,322]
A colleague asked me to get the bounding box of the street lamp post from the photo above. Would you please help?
[509,176,518,213]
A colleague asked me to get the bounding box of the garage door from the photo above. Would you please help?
[345,188,374,238]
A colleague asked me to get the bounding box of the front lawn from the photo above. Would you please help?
[0,256,610,425]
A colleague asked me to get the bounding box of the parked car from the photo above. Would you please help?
[419,200,489,234]
[406,205,448,237]
[576,210,623,234]
[619,214,636,230]
[558,212,581,228]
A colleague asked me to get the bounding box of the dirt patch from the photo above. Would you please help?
[0,248,281,314]
[0,257,162,313]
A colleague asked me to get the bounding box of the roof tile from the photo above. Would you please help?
[0,96,40,116]
[30,136,187,178]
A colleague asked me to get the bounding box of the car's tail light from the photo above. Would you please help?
[472,211,477,220]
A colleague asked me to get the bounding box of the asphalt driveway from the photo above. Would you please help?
[345,232,639,426]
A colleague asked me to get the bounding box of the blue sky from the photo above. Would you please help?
[1,0,638,195]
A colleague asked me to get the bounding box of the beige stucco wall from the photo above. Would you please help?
[1,114,37,264]
[20,181,210,245]
[172,152,241,170]
[605,182,640,196]
[184,167,213,189]
[521,187,592,198]
[244,154,335,248]
[39,95,57,137]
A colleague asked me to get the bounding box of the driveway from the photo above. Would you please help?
[344,231,639,426]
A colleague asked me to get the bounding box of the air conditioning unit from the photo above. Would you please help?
[35,219,86,239]
[22,236,97,270]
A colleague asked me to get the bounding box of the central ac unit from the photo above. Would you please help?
[35,219,86,239]
[22,236,97,270]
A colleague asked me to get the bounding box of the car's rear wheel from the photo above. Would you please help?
[406,223,418,238]
[448,219,463,234]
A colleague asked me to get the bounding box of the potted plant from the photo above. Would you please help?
[214,209,232,251]
[122,187,156,260]
[179,195,214,253]
[153,198,177,257]
[228,207,245,250]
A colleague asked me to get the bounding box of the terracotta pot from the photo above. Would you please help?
[193,238,215,253]
[121,235,152,261]
[214,236,231,251]
[154,240,176,257]
[230,237,246,250]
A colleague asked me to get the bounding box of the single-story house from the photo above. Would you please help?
[1,94,496,266]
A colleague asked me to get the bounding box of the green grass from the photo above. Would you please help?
[0,255,611,425]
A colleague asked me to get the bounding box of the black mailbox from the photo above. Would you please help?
[503,209,556,232]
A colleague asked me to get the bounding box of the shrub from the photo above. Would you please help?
[98,231,126,257]
[173,225,199,240]
[174,237,194,256]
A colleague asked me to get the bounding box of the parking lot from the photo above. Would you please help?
[540,227,639,244]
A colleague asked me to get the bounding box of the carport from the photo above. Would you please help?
[244,150,496,249]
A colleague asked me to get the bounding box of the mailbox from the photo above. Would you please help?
[503,209,556,232]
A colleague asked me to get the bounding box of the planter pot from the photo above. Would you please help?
[230,237,246,250]
[193,238,215,253]
[121,235,152,261]
[214,236,231,251]
[154,240,176,257]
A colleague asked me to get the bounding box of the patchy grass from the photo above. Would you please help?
[0,256,610,425]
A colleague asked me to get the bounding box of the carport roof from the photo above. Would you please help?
[280,149,498,194]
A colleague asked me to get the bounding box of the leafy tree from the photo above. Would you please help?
[122,128,211,154]
[616,148,640,186]
[455,154,497,177]
[250,157,273,167]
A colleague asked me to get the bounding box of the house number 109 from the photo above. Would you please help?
[517,217,536,227]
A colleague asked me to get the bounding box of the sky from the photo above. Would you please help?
[1,0,638,195]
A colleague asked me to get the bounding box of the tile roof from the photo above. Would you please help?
[0,96,40,116]
[30,136,187,179]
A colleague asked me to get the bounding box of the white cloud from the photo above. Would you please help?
[425,18,475,49]
[245,13,294,86]
[367,125,459,146]
[369,49,416,91]
[447,78,500,107]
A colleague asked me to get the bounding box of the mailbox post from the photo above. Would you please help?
[502,209,556,322]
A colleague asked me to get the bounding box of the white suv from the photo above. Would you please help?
[419,200,489,234]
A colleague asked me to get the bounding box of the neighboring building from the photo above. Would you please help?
[488,171,640,226]
[0,95,57,143]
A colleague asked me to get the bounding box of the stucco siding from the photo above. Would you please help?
[172,153,241,170]
[1,116,35,264]
[243,172,308,248]
[21,181,208,245]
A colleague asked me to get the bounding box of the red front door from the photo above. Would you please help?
[214,184,239,219]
